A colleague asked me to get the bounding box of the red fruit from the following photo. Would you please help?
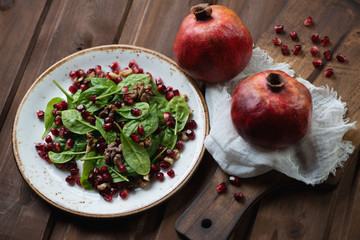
[325,68,334,77]
[166,149,175,158]
[165,117,176,128]
[66,139,74,149]
[137,124,145,136]
[80,84,88,91]
[110,61,119,71]
[273,37,281,46]
[234,192,244,201]
[87,116,96,125]
[90,95,97,103]
[167,169,175,178]
[310,46,319,56]
[160,161,170,169]
[119,121,127,129]
[151,164,160,173]
[72,82,81,89]
[173,4,253,83]
[292,45,302,55]
[54,142,61,152]
[76,104,86,112]
[289,31,298,40]
[103,123,113,131]
[163,112,171,120]
[166,86,173,92]
[281,45,289,55]
[155,77,164,85]
[230,70,312,149]
[312,59,323,68]
[173,89,180,96]
[336,53,347,62]
[130,133,140,142]
[121,86,129,93]
[95,65,102,75]
[54,115,62,125]
[37,110,44,120]
[76,177,82,187]
[45,135,52,143]
[128,60,136,68]
[311,33,320,43]
[53,103,63,110]
[81,111,90,119]
[321,36,329,47]
[119,189,128,199]
[104,116,114,123]
[65,175,76,185]
[51,128,59,137]
[76,69,85,77]
[156,172,165,182]
[69,71,77,79]
[175,140,184,151]
[185,129,195,140]
[229,175,240,186]
[186,120,197,130]
[166,91,175,101]
[103,193,112,202]
[70,167,79,176]
[60,101,68,110]
[216,182,226,193]
[131,108,142,117]
[274,25,284,34]
[323,50,332,60]
[117,164,127,173]
[132,65,140,74]
[35,143,45,151]
[123,97,134,106]
[304,16,313,26]
[157,85,167,93]
[87,68,94,75]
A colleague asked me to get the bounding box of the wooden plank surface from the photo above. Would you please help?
[2,0,360,239]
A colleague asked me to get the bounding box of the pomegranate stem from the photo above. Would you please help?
[190,3,212,21]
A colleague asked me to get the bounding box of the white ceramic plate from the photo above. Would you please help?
[12,44,209,217]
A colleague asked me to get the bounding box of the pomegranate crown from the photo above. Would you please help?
[190,3,212,21]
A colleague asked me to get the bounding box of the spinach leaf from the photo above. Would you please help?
[62,109,98,134]
[91,78,116,87]
[48,150,86,163]
[95,116,116,144]
[165,96,189,133]
[107,166,129,183]
[42,97,64,138]
[53,134,86,152]
[161,127,177,149]
[117,125,150,175]
[53,80,74,108]
[75,84,116,113]
[117,102,150,119]
[146,133,161,158]
[80,151,97,190]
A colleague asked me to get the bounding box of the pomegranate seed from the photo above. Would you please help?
[88,173,95,183]
[128,60,136,68]
[72,82,81,90]
[229,176,241,186]
[53,103,63,110]
[167,169,175,178]
[311,33,320,43]
[52,109,58,117]
[216,182,226,193]
[186,120,197,130]
[166,86,173,92]
[132,65,140,74]
[130,133,140,142]
[76,69,85,77]
[310,46,319,56]
[54,116,62,125]
[45,135,52,143]
[103,123,113,131]
[131,108,142,117]
[124,97,134,106]
[119,189,128,199]
[163,112,171,120]
[65,175,76,185]
[76,177,82,187]
[117,164,127,173]
[45,142,54,151]
[90,95,97,103]
[165,117,175,128]
[336,53,347,62]
[94,65,102,75]
[138,68,144,73]
[154,125,162,134]
[157,85,167,93]
[121,86,129,93]
[66,139,74,149]
[173,89,180,96]
[80,84,88,91]
[272,37,282,46]
[156,172,165,182]
[323,50,332,60]
[166,91,175,101]
[157,145,166,153]
[175,140,184,151]
[292,45,302,55]
[160,161,170,169]
[312,59,323,68]
[110,61,119,71]
[137,124,145,136]
[155,77,164,85]
[59,127,71,139]
[151,164,160,173]
[234,192,245,201]
[37,150,47,159]
[37,110,44,120]
[69,71,77,79]
[76,104,86,112]
[87,68,94,75]
[289,31,298,40]
[113,77,122,84]
[321,36,329,47]
[81,111,90,119]
[124,182,135,192]
[281,45,289,55]
[185,129,195,140]
[70,167,79,176]
[114,101,122,108]
[60,101,68,110]
[106,72,113,80]
[103,193,112,202]
[104,116,114,123]
[146,72,153,80]
[92,167,100,175]
[96,174,104,183]
[325,68,334,77]
[103,173,111,182]
[54,142,61,152]
[35,143,45,151]
[304,16,313,26]
[166,149,175,158]
[274,25,284,34]
[119,121,127,128]
[87,116,96,125]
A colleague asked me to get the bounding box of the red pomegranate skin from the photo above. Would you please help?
[173,5,253,83]
[231,70,312,149]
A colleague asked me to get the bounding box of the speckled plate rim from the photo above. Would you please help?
[12,44,209,218]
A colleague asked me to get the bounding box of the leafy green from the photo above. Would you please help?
[149,96,168,123]
[48,150,86,163]
[117,102,150,119]
[165,96,189,133]
[94,116,117,144]
[62,109,98,134]
[161,127,177,149]
[146,133,160,158]
[107,166,129,183]
[80,151,97,190]
[42,97,64,138]
[53,80,74,108]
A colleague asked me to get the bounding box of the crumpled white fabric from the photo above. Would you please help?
[204,47,356,185]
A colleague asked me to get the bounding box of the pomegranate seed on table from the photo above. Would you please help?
[137,124,145,136]
[281,45,289,55]
[292,45,302,55]
[185,129,195,140]
[311,33,320,43]
[325,68,334,77]
[272,37,282,46]
[37,110,44,120]
[234,192,245,201]
[274,25,284,34]
[117,164,127,173]
[304,16,313,26]
[289,31,298,40]
[131,108,142,117]
[310,46,319,56]
[156,172,165,182]
[66,139,74,149]
[336,53,347,62]
[321,36,329,47]
[130,133,140,142]
[312,59,323,68]
[323,50,332,60]
[167,169,175,178]
[119,189,128,199]
[216,182,226,193]
[229,176,241,186]
[69,70,77,79]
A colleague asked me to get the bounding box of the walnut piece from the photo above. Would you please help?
[139,136,151,148]
[130,82,155,102]
[86,133,98,155]
[99,104,117,118]
[104,142,123,166]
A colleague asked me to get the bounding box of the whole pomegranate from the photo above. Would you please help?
[173,4,253,83]
[231,70,312,149]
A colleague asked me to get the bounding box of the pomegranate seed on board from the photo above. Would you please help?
[312,59,323,68]
[325,68,334,77]
[292,45,302,55]
[310,46,319,56]
[216,182,226,193]
[321,36,329,47]
[289,31,298,40]
[336,53,347,62]
[274,25,284,34]
[229,176,241,186]
[234,192,245,201]
[167,169,175,178]
[304,16,313,26]
[273,37,282,46]
[323,50,332,60]
[281,45,289,55]
[37,110,44,120]
[311,33,320,43]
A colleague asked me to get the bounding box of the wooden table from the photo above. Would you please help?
[2,0,360,239]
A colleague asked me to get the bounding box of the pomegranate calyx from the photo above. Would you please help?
[190,3,212,21]
[266,73,286,91]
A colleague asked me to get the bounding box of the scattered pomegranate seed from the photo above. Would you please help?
[336,53,347,62]
[119,189,128,199]
[103,117,114,124]
[94,65,102,75]
[175,140,184,151]
[80,84,88,91]
[160,161,170,169]
[216,182,226,193]
[60,101,68,110]
[186,120,197,130]
[163,112,171,120]
[45,135,53,143]
[292,45,302,55]
[289,31,298,40]
[325,68,334,77]
[65,175,76,185]
[124,182,135,192]
[110,61,119,71]
[166,91,175,101]
[185,129,195,140]
[272,37,282,46]
[69,86,77,94]
[156,172,165,182]
[281,45,289,55]
[274,25,284,34]
[304,16,313,26]
[66,139,74,149]
[137,124,145,136]
[310,46,319,56]
[229,176,241,186]
[130,133,140,142]
[157,84,167,93]
[151,164,160,173]
[312,59,323,68]
[311,33,320,43]
[128,60,136,68]
[103,193,112,202]
[76,69,85,77]
[54,115,62,125]
[165,117,175,128]
[167,169,175,178]
[323,50,332,60]
[155,77,164,85]
[54,142,61,152]
[37,110,44,120]
[234,192,245,201]
[117,164,127,173]
[76,177,82,187]
[69,71,77,79]
[321,36,329,47]
[103,123,113,131]
[131,108,142,117]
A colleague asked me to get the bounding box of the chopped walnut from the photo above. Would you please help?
[173,149,180,160]
[108,72,119,79]
[130,82,155,102]
[181,131,189,141]
[139,136,152,148]
[164,156,174,165]
[97,182,109,191]
[136,175,150,188]
[99,104,117,118]
[87,71,96,78]
[120,69,133,78]
[104,142,123,166]
[180,93,188,101]
[86,133,98,155]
